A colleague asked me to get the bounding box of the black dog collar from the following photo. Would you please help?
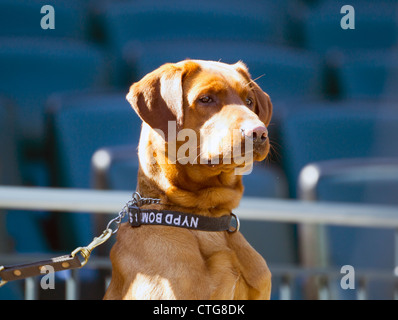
[128,205,239,233]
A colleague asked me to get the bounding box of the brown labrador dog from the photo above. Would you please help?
[104,59,272,300]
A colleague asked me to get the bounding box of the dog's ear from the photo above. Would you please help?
[126,63,185,140]
[233,61,272,126]
[251,81,273,127]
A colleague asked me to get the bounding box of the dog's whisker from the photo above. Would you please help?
[245,74,266,87]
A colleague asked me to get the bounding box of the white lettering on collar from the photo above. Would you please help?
[135,211,200,229]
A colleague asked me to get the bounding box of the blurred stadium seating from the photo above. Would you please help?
[0,96,50,255]
[302,1,398,53]
[123,40,324,101]
[335,50,398,99]
[1,0,398,299]
[281,106,398,299]
[0,37,111,190]
[95,0,288,50]
[0,97,20,186]
[0,37,109,147]
[280,106,398,196]
[45,91,141,248]
[0,0,90,39]
[93,0,290,84]
[298,158,398,299]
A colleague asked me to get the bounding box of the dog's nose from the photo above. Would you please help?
[242,125,268,143]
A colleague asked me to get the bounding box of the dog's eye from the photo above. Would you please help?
[246,98,253,107]
[199,96,213,104]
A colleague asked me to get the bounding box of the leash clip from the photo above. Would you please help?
[71,229,112,267]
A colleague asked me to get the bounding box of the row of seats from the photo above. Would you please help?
[1,37,397,156]
[303,0,398,52]
[0,0,90,40]
[0,0,397,160]
[280,103,398,299]
[280,102,398,197]
[2,1,397,52]
[0,37,110,151]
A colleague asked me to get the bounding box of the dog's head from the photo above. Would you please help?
[127,59,272,172]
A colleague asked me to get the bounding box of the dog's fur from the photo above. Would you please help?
[104,60,273,300]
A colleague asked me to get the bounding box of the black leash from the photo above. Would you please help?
[0,192,240,287]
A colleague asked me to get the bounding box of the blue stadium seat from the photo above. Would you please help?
[281,106,398,299]
[124,40,323,101]
[280,106,398,196]
[0,0,89,39]
[335,50,398,99]
[299,158,398,299]
[91,145,139,191]
[0,97,20,186]
[96,0,289,86]
[97,0,287,52]
[243,163,288,199]
[303,1,398,53]
[46,91,141,248]
[0,37,109,151]
[107,159,139,192]
[0,98,50,255]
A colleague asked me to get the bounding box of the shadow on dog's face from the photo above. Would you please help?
[127,59,273,175]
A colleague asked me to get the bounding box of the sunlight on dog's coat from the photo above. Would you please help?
[104,59,273,300]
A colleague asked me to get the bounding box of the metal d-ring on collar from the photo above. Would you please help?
[228,213,240,233]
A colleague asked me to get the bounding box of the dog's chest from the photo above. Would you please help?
[195,231,268,299]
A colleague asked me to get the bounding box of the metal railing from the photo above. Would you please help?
[1,186,398,299]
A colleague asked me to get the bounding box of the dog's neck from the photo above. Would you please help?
[135,127,244,217]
